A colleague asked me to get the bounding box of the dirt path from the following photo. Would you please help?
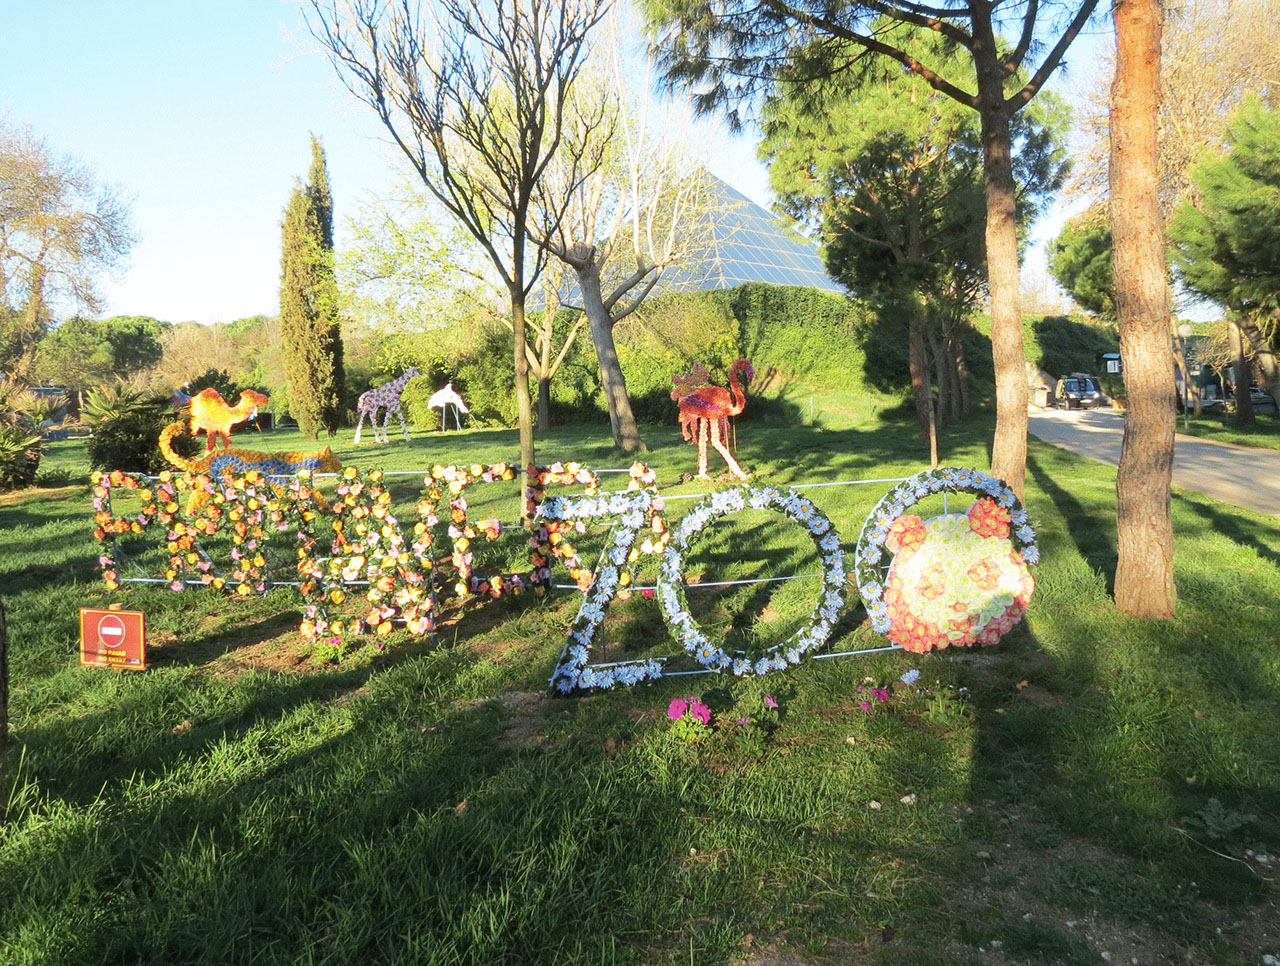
[1028,408,1280,516]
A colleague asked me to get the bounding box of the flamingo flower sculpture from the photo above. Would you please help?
[427,382,469,431]
[671,358,755,480]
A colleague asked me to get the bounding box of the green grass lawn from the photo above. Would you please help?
[1174,409,1280,450]
[3,398,1279,964]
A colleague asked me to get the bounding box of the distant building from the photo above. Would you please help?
[655,176,845,295]
[554,174,844,309]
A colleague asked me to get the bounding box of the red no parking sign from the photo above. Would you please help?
[79,608,147,670]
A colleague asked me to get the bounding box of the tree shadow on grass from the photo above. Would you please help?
[1027,449,1118,590]
[923,516,1280,962]
[1172,491,1280,571]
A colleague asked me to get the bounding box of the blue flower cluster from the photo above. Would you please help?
[658,484,847,678]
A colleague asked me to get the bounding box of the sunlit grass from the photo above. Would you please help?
[2,396,1278,964]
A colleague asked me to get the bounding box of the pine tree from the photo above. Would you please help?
[280,136,345,439]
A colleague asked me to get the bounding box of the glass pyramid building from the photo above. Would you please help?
[550,173,845,309]
[651,174,845,295]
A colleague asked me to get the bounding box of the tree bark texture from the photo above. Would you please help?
[907,311,938,467]
[951,325,972,416]
[576,264,647,452]
[976,68,1029,498]
[1229,319,1255,425]
[927,327,952,429]
[1240,314,1280,411]
[1111,0,1177,618]
[537,279,560,431]
[510,286,537,525]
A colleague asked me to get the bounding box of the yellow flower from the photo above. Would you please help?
[377,620,394,637]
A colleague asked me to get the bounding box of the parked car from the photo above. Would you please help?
[1057,376,1103,410]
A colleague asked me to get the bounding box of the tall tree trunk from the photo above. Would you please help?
[1172,342,1193,418]
[927,327,951,429]
[576,263,646,452]
[907,308,938,467]
[1239,313,1280,411]
[974,38,1028,498]
[1229,318,1255,425]
[1112,0,1177,618]
[510,282,536,525]
[951,322,972,416]
[536,274,560,431]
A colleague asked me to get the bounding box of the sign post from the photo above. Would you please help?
[79,607,146,670]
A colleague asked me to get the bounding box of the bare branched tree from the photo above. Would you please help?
[1071,0,1280,211]
[531,20,711,452]
[0,123,134,379]
[308,0,608,514]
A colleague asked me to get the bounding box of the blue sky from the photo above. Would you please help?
[3,1,1109,325]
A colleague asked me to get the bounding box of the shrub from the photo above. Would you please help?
[81,384,162,427]
[88,410,188,475]
[0,426,42,491]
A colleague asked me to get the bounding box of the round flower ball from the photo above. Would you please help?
[881,497,1035,653]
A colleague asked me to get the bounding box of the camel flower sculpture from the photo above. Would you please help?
[671,358,754,480]
[189,388,269,452]
[355,367,419,444]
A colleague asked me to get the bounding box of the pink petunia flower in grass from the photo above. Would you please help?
[764,694,778,709]
[689,699,711,725]
[859,700,872,712]
[667,698,688,720]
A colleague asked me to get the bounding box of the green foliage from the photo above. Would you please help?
[81,384,164,428]
[1170,96,1280,313]
[614,284,892,419]
[0,382,44,488]
[0,424,41,490]
[33,316,115,398]
[179,368,238,399]
[280,137,345,438]
[1030,315,1120,379]
[82,384,176,473]
[32,316,165,400]
[86,410,172,474]
[1048,206,1115,319]
[100,315,167,373]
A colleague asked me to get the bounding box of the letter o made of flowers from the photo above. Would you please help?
[854,467,1038,653]
[657,485,848,676]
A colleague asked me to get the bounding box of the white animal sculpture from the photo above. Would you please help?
[427,382,469,432]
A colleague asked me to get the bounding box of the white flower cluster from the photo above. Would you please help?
[537,489,645,523]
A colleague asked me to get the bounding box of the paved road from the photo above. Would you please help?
[1028,408,1280,517]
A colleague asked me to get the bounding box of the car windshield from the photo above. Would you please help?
[1062,379,1081,392]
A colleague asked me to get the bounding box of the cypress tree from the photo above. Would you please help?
[280,136,345,438]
